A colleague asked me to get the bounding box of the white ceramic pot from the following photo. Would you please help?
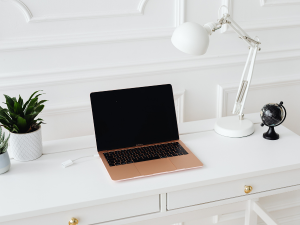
[0,151,10,174]
[9,126,43,162]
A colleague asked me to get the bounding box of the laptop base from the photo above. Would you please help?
[99,140,203,181]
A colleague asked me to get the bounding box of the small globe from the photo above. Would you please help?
[260,102,286,127]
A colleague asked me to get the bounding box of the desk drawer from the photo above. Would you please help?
[167,168,300,210]
[3,195,159,225]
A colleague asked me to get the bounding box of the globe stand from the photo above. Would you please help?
[263,126,279,140]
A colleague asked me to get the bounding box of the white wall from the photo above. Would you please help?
[1,0,300,141]
[1,1,300,224]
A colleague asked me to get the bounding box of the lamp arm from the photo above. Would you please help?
[232,46,259,117]
[217,14,261,48]
[214,14,261,118]
[227,18,255,47]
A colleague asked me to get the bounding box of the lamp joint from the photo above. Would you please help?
[239,114,244,120]
[217,14,231,26]
[243,36,261,45]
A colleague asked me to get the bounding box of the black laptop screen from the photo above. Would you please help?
[90,84,179,151]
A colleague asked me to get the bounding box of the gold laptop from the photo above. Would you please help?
[90,84,203,181]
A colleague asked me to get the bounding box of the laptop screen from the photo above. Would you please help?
[90,84,179,151]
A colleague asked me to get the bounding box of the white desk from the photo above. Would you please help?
[1,114,300,225]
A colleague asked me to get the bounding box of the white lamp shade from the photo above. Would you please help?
[171,22,210,55]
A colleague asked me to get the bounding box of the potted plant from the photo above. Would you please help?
[0,126,10,174]
[0,91,47,161]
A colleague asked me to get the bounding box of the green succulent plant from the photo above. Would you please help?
[0,126,9,155]
[0,90,47,133]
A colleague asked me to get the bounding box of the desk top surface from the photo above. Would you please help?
[1,114,300,222]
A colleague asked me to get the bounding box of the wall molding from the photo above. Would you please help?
[220,0,231,33]
[260,0,300,6]
[2,1,300,50]
[5,0,32,22]
[5,0,149,23]
[1,47,300,91]
[0,27,174,51]
[0,0,184,51]
[174,0,185,27]
[41,89,186,123]
[222,1,300,33]
[174,89,185,123]
[216,74,300,118]
[234,16,300,32]
[137,0,149,14]
[225,16,300,33]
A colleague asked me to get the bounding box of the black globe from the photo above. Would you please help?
[260,103,285,127]
[260,102,286,140]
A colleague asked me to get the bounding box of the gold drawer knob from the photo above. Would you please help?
[244,185,253,194]
[69,218,79,225]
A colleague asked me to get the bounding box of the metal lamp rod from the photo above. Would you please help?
[216,14,261,118]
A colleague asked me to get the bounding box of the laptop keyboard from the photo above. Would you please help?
[103,142,188,167]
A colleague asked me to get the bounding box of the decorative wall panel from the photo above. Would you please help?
[0,0,300,140]
[260,0,300,6]
[0,0,185,50]
[217,74,300,135]
[6,0,148,22]
[222,0,300,32]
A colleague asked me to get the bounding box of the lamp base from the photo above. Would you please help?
[214,116,254,138]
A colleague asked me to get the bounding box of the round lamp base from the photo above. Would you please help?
[214,116,254,138]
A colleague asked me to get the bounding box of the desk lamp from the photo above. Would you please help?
[171,10,261,138]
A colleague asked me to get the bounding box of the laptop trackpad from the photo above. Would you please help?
[134,159,176,176]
